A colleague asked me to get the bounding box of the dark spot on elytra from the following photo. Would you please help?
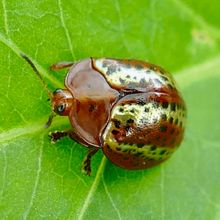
[153,102,159,108]
[171,103,176,111]
[134,76,137,80]
[153,118,158,124]
[102,61,108,68]
[124,63,131,68]
[106,64,117,75]
[126,149,132,154]
[167,84,174,89]
[126,75,130,79]
[89,104,95,112]
[144,156,152,161]
[135,64,143,70]
[159,68,167,75]
[122,148,128,152]
[154,78,162,85]
[106,145,112,152]
[134,152,143,157]
[146,69,151,73]
[149,65,157,71]
[140,78,146,85]
[125,126,131,132]
[162,102,169,109]
[119,78,125,84]
[180,121,183,128]
[160,149,167,155]
[150,145,157,151]
[112,119,121,128]
[139,153,146,158]
[127,118,134,124]
[175,118,178,125]
[169,117,174,124]
[160,125,167,132]
[161,75,168,81]
[137,98,146,105]
[161,114,167,121]
[116,147,121,151]
[137,143,145,148]
[130,108,135,113]
[170,128,175,134]
[119,107,124,112]
[144,107,149,112]
[112,130,119,135]
[140,118,148,125]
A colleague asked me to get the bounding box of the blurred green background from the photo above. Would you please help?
[0,0,220,219]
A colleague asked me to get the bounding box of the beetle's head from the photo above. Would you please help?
[52,89,73,116]
[44,88,73,128]
[20,53,74,128]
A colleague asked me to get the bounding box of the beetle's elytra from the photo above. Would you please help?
[22,55,186,175]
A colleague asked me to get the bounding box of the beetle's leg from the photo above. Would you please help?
[48,130,69,143]
[69,131,100,175]
[50,61,75,71]
[49,130,99,175]
[82,147,99,176]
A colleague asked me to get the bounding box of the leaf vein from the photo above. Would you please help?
[160,164,165,220]
[22,135,44,219]
[172,0,220,38]
[0,147,8,201]
[102,174,122,220]
[197,185,220,208]
[0,32,62,88]
[2,0,9,37]
[58,0,76,60]
[175,53,220,87]
[0,117,67,145]
[77,157,107,220]
[114,0,130,54]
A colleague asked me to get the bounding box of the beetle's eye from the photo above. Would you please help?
[53,88,62,95]
[56,103,66,113]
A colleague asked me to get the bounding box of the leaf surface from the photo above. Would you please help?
[0,0,220,219]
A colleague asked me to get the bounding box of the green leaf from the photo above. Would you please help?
[0,0,220,219]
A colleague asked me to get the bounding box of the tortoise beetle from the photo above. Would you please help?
[22,55,186,175]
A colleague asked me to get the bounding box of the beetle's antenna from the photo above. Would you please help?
[20,53,56,128]
[20,53,52,98]
[45,112,56,128]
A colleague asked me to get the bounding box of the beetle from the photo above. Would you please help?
[21,54,186,175]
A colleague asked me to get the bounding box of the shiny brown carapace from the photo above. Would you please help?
[22,55,186,175]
